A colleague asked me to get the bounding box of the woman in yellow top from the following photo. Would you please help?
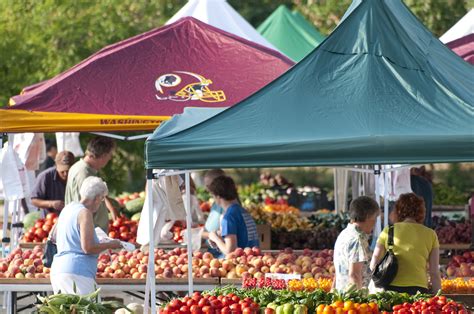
[370,193,441,294]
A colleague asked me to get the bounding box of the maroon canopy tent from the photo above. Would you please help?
[1,17,293,132]
[446,33,474,65]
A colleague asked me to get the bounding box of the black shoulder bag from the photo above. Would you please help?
[372,224,398,288]
[42,223,57,268]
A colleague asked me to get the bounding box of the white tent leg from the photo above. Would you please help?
[2,200,9,258]
[333,169,338,214]
[144,177,156,314]
[185,172,194,294]
[371,166,382,249]
[383,166,390,228]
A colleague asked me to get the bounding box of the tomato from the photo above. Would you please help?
[112,220,121,228]
[199,298,210,307]
[221,307,231,314]
[242,307,252,314]
[42,224,52,233]
[46,213,57,221]
[187,299,196,307]
[230,304,241,311]
[35,221,44,229]
[180,306,190,313]
[202,306,212,314]
[393,305,403,311]
[190,305,201,312]
[170,299,182,309]
[120,232,130,241]
[211,300,222,309]
[108,231,117,238]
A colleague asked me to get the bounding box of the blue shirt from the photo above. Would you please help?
[51,202,99,279]
[221,203,255,249]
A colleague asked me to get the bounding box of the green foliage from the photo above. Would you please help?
[293,0,469,36]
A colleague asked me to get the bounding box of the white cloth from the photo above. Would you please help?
[137,175,186,246]
[182,193,205,222]
[56,132,84,157]
[50,273,97,295]
[376,166,412,201]
[12,133,46,171]
[0,140,30,200]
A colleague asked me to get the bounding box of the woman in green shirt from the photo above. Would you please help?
[370,193,441,294]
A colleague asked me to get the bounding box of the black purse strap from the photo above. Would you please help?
[387,224,394,251]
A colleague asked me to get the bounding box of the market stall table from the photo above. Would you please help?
[0,278,218,314]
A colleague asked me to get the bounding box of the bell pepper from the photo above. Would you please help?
[293,304,307,314]
[267,303,278,311]
[282,303,293,314]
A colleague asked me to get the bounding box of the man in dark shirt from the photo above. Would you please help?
[31,151,75,214]
[36,139,57,175]
[410,167,433,228]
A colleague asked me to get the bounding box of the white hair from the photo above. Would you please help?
[79,176,108,200]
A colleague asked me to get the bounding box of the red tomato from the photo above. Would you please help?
[190,305,201,313]
[211,300,222,309]
[119,226,128,233]
[112,220,121,228]
[34,221,44,229]
[198,298,209,307]
[231,296,240,303]
[42,224,52,233]
[202,306,212,314]
[187,299,196,307]
[120,232,130,241]
[180,306,190,313]
[46,213,57,221]
[108,231,117,238]
[230,304,241,311]
[221,307,231,314]
[170,299,182,309]
[221,297,230,307]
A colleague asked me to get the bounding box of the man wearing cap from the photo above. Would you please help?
[31,151,75,215]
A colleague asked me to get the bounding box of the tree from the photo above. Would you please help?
[293,0,469,37]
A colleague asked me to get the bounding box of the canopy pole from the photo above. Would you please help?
[144,170,156,314]
[333,169,338,214]
[383,165,390,228]
[371,165,382,249]
[2,200,9,258]
[184,171,194,294]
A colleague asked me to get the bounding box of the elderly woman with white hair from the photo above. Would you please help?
[51,176,122,295]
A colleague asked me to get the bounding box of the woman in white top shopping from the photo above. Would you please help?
[50,176,122,295]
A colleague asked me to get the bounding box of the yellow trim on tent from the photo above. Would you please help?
[0,109,170,132]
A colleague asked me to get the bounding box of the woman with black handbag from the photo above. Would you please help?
[370,193,441,294]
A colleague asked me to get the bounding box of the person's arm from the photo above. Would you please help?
[429,247,441,292]
[348,262,364,289]
[369,243,386,271]
[78,208,122,254]
[208,232,237,255]
[104,196,119,221]
[31,199,64,212]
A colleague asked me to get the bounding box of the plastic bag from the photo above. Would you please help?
[182,227,203,251]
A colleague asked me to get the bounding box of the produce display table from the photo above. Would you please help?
[439,243,471,251]
[445,294,474,308]
[0,278,219,314]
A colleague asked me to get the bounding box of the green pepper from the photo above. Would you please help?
[276,305,285,314]
[267,303,278,311]
[282,303,293,314]
[293,304,307,314]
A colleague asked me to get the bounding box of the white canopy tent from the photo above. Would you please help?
[166,0,278,51]
[440,9,474,43]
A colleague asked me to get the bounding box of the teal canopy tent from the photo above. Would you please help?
[257,5,325,62]
[145,0,474,170]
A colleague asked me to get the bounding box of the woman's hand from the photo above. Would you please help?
[108,240,123,250]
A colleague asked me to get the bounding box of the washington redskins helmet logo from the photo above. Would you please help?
[155,71,226,103]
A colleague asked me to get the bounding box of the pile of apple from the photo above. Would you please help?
[222,247,334,280]
[95,247,334,280]
[0,246,50,279]
[115,191,145,206]
[22,213,58,243]
[445,251,474,278]
[108,216,138,245]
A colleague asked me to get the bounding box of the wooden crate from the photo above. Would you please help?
[257,224,271,250]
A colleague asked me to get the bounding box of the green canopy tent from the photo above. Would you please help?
[257,5,326,62]
[143,0,473,305]
[146,0,473,170]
